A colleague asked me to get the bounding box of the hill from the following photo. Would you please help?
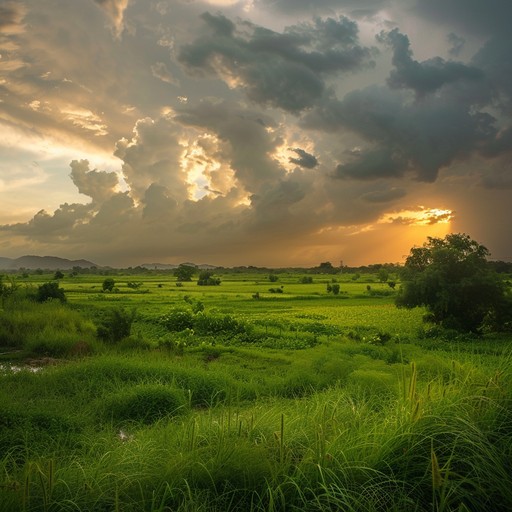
[0,255,98,270]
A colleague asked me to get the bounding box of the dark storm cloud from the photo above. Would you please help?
[377,29,483,97]
[305,85,499,182]
[447,33,465,57]
[289,148,318,168]
[472,36,512,113]
[257,0,388,16]
[334,147,405,180]
[178,12,375,113]
[414,0,512,37]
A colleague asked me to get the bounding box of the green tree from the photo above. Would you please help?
[174,264,196,282]
[197,270,221,286]
[396,233,510,332]
[378,268,389,283]
[102,277,115,292]
[54,270,64,280]
[36,282,67,303]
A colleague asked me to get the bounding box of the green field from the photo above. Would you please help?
[1,270,511,511]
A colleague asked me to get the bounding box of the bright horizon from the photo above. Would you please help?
[1,1,511,268]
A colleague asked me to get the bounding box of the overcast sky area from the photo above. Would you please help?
[0,0,511,267]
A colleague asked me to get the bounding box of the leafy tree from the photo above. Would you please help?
[54,270,64,280]
[174,264,196,282]
[102,277,115,292]
[269,274,279,282]
[36,282,67,303]
[197,270,221,286]
[396,233,510,332]
[378,268,389,283]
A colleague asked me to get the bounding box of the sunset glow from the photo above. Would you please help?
[0,1,510,267]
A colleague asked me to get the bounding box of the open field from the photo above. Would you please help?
[1,270,511,511]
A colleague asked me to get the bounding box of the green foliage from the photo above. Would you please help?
[326,283,340,295]
[268,274,279,282]
[174,264,196,282]
[300,276,313,284]
[397,233,510,332]
[193,311,248,336]
[378,268,389,282]
[160,308,195,332]
[126,281,143,289]
[36,281,67,303]
[53,270,64,280]
[96,307,136,343]
[102,384,188,424]
[197,270,221,286]
[102,277,115,292]
[0,298,96,354]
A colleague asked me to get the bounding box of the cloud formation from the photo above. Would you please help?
[178,12,375,112]
[0,0,511,266]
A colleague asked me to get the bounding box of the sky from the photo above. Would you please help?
[0,0,511,267]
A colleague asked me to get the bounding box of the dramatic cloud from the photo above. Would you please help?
[0,0,511,266]
[69,160,119,203]
[178,12,375,112]
[378,28,483,97]
[289,148,318,168]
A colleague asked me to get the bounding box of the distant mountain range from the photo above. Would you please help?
[0,255,218,271]
[0,255,98,270]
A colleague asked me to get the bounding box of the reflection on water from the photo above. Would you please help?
[0,363,42,374]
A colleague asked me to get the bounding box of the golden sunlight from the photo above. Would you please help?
[378,206,454,226]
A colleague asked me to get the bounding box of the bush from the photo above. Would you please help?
[160,308,195,332]
[197,270,221,286]
[102,277,115,292]
[36,282,66,303]
[96,307,136,343]
[193,312,248,336]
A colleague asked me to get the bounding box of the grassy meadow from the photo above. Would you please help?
[0,269,511,511]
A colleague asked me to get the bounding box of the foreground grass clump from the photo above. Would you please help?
[1,341,511,511]
[0,295,97,356]
[101,384,189,424]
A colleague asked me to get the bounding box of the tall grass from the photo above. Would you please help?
[0,297,97,356]
[1,342,511,511]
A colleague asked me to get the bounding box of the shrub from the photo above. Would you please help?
[197,270,221,286]
[193,312,248,336]
[36,282,66,303]
[96,307,136,343]
[102,277,115,292]
[160,308,195,332]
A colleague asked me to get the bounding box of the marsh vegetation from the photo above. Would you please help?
[0,262,511,511]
